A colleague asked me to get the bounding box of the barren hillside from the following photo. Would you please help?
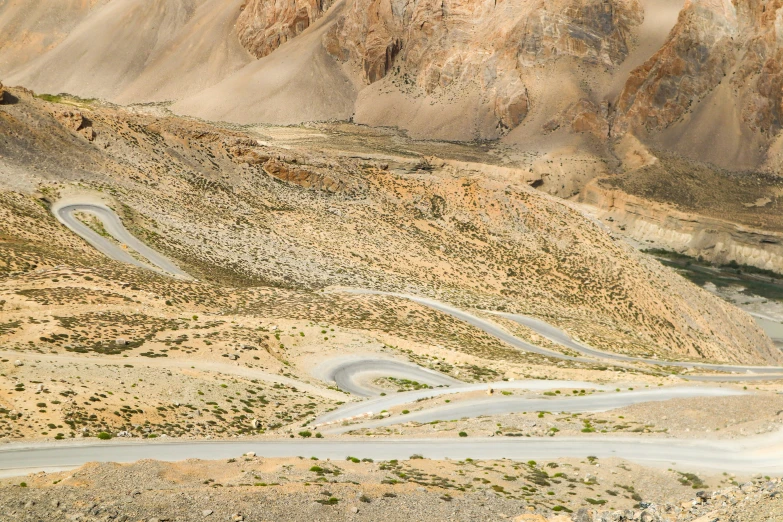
[1,87,779,366]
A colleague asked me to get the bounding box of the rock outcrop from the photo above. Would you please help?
[614,0,783,168]
[262,158,353,193]
[237,0,335,58]
[53,109,96,141]
[0,80,5,104]
[581,177,783,277]
[324,0,644,134]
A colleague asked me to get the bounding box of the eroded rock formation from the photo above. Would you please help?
[324,0,643,131]
[237,0,335,58]
[616,0,783,140]
[263,158,353,193]
[53,109,96,141]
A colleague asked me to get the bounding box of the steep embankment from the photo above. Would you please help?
[581,178,783,274]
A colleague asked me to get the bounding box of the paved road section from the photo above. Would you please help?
[53,202,190,279]
[2,432,781,477]
[314,379,614,425]
[500,312,783,375]
[321,387,746,434]
[342,289,783,377]
[318,357,462,397]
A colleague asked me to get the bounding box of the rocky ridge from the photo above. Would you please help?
[324,0,643,136]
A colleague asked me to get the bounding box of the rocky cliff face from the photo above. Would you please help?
[614,0,783,167]
[324,0,643,132]
[237,0,335,58]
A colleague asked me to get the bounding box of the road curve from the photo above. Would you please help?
[341,289,783,378]
[53,202,190,279]
[321,387,747,434]
[317,357,462,397]
[314,379,614,426]
[499,312,783,375]
[1,431,781,477]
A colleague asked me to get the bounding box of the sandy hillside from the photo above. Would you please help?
[2,0,252,103]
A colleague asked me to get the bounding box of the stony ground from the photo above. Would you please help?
[2,455,778,522]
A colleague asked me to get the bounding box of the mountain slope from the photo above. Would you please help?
[171,0,358,124]
[3,0,252,103]
[2,86,781,365]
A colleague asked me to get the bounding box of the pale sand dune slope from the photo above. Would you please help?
[171,0,358,125]
[5,0,251,103]
[115,0,253,104]
[0,0,108,76]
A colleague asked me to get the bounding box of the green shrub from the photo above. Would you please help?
[97,432,112,440]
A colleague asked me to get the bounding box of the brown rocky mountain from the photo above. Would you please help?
[615,0,783,170]
[4,0,780,171]
[238,0,336,59]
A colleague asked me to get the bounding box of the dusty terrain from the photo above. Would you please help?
[1,456,781,521]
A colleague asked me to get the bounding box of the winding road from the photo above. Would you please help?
[53,201,190,279]
[316,357,461,397]
[50,200,783,379]
[319,387,747,434]
[18,197,781,479]
[343,289,783,378]
[314,378,614,425]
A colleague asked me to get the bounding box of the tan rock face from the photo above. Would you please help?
[237,0,335,58]
[53,109,96,141]
[262,158,352,193]
[0,80,5,104]
[616,0,783,138]
[324,0,643,131]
